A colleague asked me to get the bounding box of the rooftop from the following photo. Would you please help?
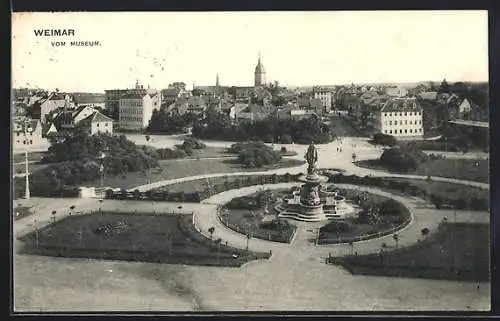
[381,97,422,112]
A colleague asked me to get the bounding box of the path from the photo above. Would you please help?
[13,123,491,311]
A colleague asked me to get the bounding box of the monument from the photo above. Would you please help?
[274,142,357,222]
[295,143,329,220]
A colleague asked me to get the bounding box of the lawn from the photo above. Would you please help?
[222,208,297,243]
[330,222,490,282]
[386,177,489,201]
[317,191,411,244]
[84,158,304,189]
[12,151,46,163]
[413,158,489,184]
[13,206,33,221]
[355,158,489,183]
[18,212,271,267]
[184,146,232,159]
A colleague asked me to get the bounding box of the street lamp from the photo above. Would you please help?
[23,118,33,199]
[98,150,107,200]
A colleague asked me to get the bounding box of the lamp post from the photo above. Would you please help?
[23,118,33,199]
[98,150,107,200]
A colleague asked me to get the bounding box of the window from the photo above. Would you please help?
[105,122,108,127]
[389,121,392,125]
[30,140,32,144]
[389,130,392,134]
[16,132,19,136]
[23,140,26,144]
[405,129,407,134]
[410,129,413,133]
[384,113,387,117]
[400,129,402,134]
[420,128,422,132]
[16,140,19,143]
[400,120,402,125]
[405,120,407,125]
[419,120,422,124]
[404,112,407,116]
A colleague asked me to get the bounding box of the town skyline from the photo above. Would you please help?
[12,11,488,92]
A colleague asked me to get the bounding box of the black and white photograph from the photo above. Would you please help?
[11,11,490,312]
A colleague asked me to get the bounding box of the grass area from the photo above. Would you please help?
[330,222,490,282]
[12,163,51,174]
[355,158,489,183]
[223,209,297,243]
[18,212,271,267]
[386,177,489,201]
[12,152,46,163]
[84,158,304,189]
[184,146,232,159]
[413,158,489,184]
[318,192,411,244]
[217,188,297,243]
[13,206,33,221]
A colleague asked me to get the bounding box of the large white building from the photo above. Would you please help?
[374,97,424,138]
[118,92,161,131]
[312,87,333,111]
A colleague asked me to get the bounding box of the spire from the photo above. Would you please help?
[216,73,220,87]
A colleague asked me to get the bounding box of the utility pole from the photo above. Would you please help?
[24,118,33,199]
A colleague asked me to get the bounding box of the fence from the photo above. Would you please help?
[104,173,302,203]
[317,216,412,245]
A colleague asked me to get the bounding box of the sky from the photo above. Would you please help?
[12,11,488,92]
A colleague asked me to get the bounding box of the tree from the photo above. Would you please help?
[51,210,57,223]
[145,135,151,143]
[439,79,450,93]
[421,227,430,237]
[372,133,397,146]
[69,205,75,216]
[352,152,357,162]
[208,226,215,240]
[169,82,186,91]
[393,234,399,249]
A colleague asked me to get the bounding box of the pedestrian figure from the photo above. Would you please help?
[477,284,480,291]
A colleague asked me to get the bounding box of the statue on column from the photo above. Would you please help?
[305,142,318,175]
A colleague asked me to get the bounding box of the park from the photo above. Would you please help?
[13,116,490,311]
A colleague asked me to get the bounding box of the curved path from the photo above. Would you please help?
[13,123,490,311]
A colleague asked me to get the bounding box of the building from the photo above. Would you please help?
[186,96,207,115]
[374,97,424,138]
[30,92,75,123]
[313,87,333,112]
[118,92,161,131]
[384,86,408,97]
[458,98,472,115]
[254,54,266,87]
[78,111,114,135]
[161,88,182,105]
[105,80,157,117]
[235,87,253,102]
[12,118,48,150]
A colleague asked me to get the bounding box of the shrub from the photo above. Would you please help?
[372,133,397,146]
[379,145,429,172]
[321,221,351,234]
[280,146,287,153]
[280,134,293,144]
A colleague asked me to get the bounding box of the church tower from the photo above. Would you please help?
[216,73,220,87]
[254,53,266,87]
